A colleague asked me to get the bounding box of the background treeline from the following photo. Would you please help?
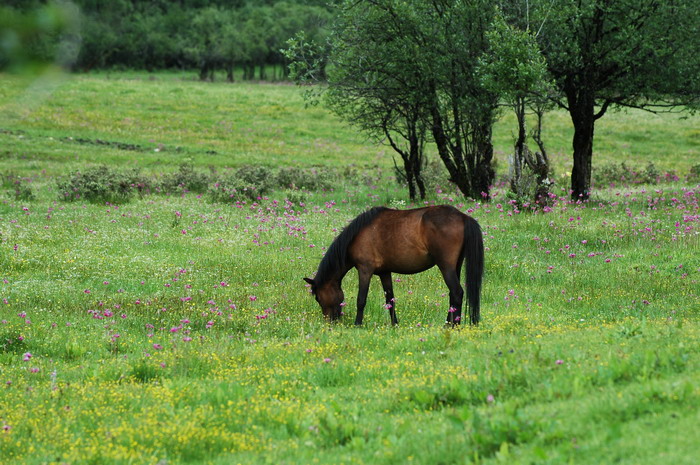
[0,0,334,79]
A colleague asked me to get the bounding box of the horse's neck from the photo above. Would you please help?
[319,262,352,288]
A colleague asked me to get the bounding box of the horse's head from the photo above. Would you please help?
[304,277,344,321]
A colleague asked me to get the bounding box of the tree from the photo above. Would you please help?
[286,0,501,200]
[531,0,700,200]
[479,12,553,205]
[184,7,229,81]
[0,1,80,72]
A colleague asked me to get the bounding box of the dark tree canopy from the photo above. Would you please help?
[529,0,700,199]
[0,0,334,78]
[287,0,501,200]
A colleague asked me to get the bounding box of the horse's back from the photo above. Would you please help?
[349,206,465,274]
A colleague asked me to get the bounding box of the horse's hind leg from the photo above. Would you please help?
[438,266,464,325]
[379,273,398,325]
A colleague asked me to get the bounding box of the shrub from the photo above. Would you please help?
[2,172,35,201]
[208,165,276,202]
[56,165,150,203]
[276,166,334,191]
[689,164,700,181]
[594,162,670,186]
[159,162,211,194]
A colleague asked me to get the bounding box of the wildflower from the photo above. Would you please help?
[556,359,564,365]
[22,352,32,361]
[153,343,163,350]
[486,394,495,403]
[323,358,332,363]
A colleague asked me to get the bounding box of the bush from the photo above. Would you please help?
[159,162,211,194]
[689,164,700,181]
[2,172,35,201]
[208,165,276,202]
[57,165,151,203]
[276,166,334,191]
[593,161,684,186]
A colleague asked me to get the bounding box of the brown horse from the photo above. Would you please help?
[304,205,484,325]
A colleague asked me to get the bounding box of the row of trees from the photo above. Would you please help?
[3,0,699,201]
[286,0,700,202]
[1,0,333,80]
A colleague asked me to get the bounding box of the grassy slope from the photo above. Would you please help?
[1,70,698,177]
[0,71,699,464]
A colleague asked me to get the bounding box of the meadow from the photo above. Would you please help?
[0,70,699,464]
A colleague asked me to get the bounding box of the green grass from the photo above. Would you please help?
[1,69,698,178]
[0,70,699,464]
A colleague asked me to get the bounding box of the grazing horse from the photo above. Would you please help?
[304,205,484,325]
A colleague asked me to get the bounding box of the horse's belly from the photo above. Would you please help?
[378,255,434,274]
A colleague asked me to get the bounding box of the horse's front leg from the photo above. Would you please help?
[379,273,398,325]
[355,269,372,326]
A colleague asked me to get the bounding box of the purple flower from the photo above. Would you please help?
[22,352,32,361]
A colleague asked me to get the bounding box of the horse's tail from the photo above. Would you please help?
[463,215,484,325]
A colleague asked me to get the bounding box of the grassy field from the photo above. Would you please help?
[1,69,699,178]
[0,70,699,464]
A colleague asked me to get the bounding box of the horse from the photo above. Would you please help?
[304,205,484,326]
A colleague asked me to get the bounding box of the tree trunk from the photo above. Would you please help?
[429,102,471,197]
[416,174,426,200]
[511,98,527,198]
[530,104,551,205]
[404,160,417,201]
[567,87,596,201]
[199,61,209,81]
[471,120,495,200]
[570,114,594,200]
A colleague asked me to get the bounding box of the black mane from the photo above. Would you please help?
[314,206,387,287]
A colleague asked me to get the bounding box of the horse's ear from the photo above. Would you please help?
[303,277,315,286]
